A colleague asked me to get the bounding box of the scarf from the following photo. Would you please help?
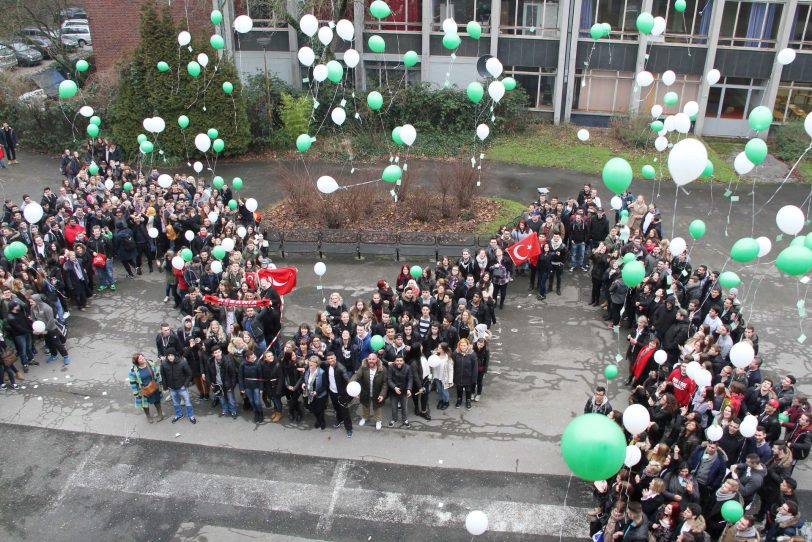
[476,255,488,268]
[550,238,563,251]
[734,526,757,539]
[715,488,736,502]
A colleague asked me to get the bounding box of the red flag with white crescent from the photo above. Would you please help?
[506,234,541,266]
[258,267,298,296]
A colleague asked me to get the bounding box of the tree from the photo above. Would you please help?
[11,0,84,76]
[109,2,250,160]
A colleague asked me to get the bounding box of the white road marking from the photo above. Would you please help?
[52,444,100,508]
[316,460,349,534]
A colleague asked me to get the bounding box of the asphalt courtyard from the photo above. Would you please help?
[0,149,811,540]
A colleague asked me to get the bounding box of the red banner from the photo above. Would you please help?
[203,296,272,308]
[257,267,298,296]
[506,234,541,266]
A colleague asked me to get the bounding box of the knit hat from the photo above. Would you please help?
[165,347,177,356]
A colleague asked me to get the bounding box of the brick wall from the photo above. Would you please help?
[84,0,212,73]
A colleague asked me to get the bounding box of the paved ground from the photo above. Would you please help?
[1,149,812,539]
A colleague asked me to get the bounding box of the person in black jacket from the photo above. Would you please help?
[388,354,413,427]
[589,244,609,306]
[6,300,33,371]
[160,348,196,424]
[453,338,478,410]
[322,351,353,437]
[260,350,285,423]
[472,336,489,402]
[130,214,152,274]
[177,316,206,399]
[156,322,183,359]
[548,234,568,296]
[204,344,238,417]
[1,122,18,163]
[588,209,610,251]
[239,350,264,423]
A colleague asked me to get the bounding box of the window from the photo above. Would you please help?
[651,0,713,44]
[365,61,421,88]
[574,70,635,112]
[788,3,812,51]
[704,77,766,118]
[504,66,556,108]
[580,0,642,41]
[242,0,286,28]
[432,0,492,32]
[776,82,812,121]
[718,1,783,48]
[642,74,702,112]
[367,0,422,32]
[500,0,560,37]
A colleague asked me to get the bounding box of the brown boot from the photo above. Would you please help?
[271,411,283,423]
[155,403,165,422]
[143,407,154,423]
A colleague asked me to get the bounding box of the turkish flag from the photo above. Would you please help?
[258,267,298,296]
[506,234,541,266]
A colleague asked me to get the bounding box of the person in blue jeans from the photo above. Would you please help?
[6,301,35,371]
[160,348,196,424]
[568,213,589,271]
[204,344,238,418]
[239,349,264,423]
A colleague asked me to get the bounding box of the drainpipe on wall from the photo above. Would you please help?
[562,0,583,123]
[629,0,654,114]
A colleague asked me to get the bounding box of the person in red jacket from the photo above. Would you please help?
[63,216,85,249]
[667,363,697,407]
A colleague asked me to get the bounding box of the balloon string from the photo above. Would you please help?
[671,184,679,238]
[557,473,574,542]
[756,142,812,216]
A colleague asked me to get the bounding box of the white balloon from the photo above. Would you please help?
[488,80,505,103]
[194,133,211,153]
[651,17,666,36]
[197,53,209,68]
[636,71,654,87]
[210,260,223,273]
[79,105,94,117]
[706,424,723,442]
[172,256,185,270]
[343,49,360,68]
[776,205,806,235]
[485,58,503,78]
[730,342,755,368]
[23,202,43,223]
[706,68,721,85]
[185,230,194,241]
[577,129,590,142]
[178,31,191,46]
[805,113,812,139]
[245,198,258,213]
[221,238,235,252]
[624,445,642,467]
[734,152,755,175]
[237,226,247,238]
[663,115,676,132]
[313,64,328,82]
[346,380,361,397]
[193,161,203,173]
[317,175,339,194]
[142,118,153,132]
[756,236,772,257]
[740,415,758,438]
[777,48,797,65]
[674,113,691,134]
[317,26,333,46]
[686,361,702,381]
[104,179,114,190]
[32,320,46,334]
[654,349,668,365]
[694,369,712,388]
[300,14,319,37]
[465,511,489,536]
[234,15,254,34]
[427,354,441,368]
[401,124,417,146]
[336,19,355,41]
[297,47,315,67]
[683,101,699,117]
[157,174,173,189]
[314,261,327,276]
[207,211,219,223]
[331,107,347,126]
[148,227,159,238]
[662,70,676,86]
[658,128,667,137]
[152,117,165,134]
[651,104,663,118]
[655,136,668,152]
[623,404,651,435]
[610,196,622,210]
[669,237,687,256]
[476,124,490,141]
[668,138,707,186]
[442,18,458,34]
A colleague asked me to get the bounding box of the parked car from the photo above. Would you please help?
[59,25,91,47]
[20,27,78,52]
[1,42,43,66]
[61,19,89,29]
[60,7,88,20]
[0,45,18,69]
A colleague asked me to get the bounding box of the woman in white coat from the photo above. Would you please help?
[430,342,454,411]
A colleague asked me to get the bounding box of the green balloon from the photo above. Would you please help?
[178,115,189,129]
[689,219,706,239]
[702,160,714,178]
[382,165,402,183]
[367,91,384,111]
[467,81,484,104]
[212,138,225,153]
[622,253,637,264]
[5,241,27,260]
[502,77,517,91]
[187,61,201,77]
[76,59,89,72]
[207,128,219,139]
[730,237,760,263]
[213,176,224,189]
[86,124,99,138]
[664,91,679,106]
[749,106,773,131]
[58,80,78,99]
[718,271,741,289]
[779,412,790,423]
[123,182,133,192]
[211,9,223,25]
[222,81,233,94]
[228,199,238,210]
[590,23,604,40]
[622,260,646,287]
[212,246,226,260]
[403,50,419,67]
[370,335,385,351]
[137,133,148,144]
[620,209,630,218]
[636,12,655,34]
[604,364,619,380]
[89,115,101,127]
[467,21,482,39]
[745,138,768,165]
[368,35,385,53]
[602,23,612,36]
[181,248,193,262]
[721,501,744,523]
[296,134,312,152]
[232,177,243,190]
[776,246,812,276]
[369,0,391,19]
[641,165,656,179]
[791,237,806,247]
[602,157,633,194]
[442,33,461,50]
[210,34,225,50]
[561,414,626,481]
[156,61,169,72]
[88,163,99,175]
[410,265,422,279]
[674,0,687,13]
[650,120,664,132]
[326,60,343,83]
[392,126,404,146]
[140,140,154,154]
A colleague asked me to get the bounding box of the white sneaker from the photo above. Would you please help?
[474,394,481,402]
[63,311,71,319]
[375,421,382,431]
[163,296,169,303]
[358,418,366,426]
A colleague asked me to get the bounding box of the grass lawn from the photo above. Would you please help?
[478,197,526,233]
[795,161,812,183]
[487,124,738,182]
